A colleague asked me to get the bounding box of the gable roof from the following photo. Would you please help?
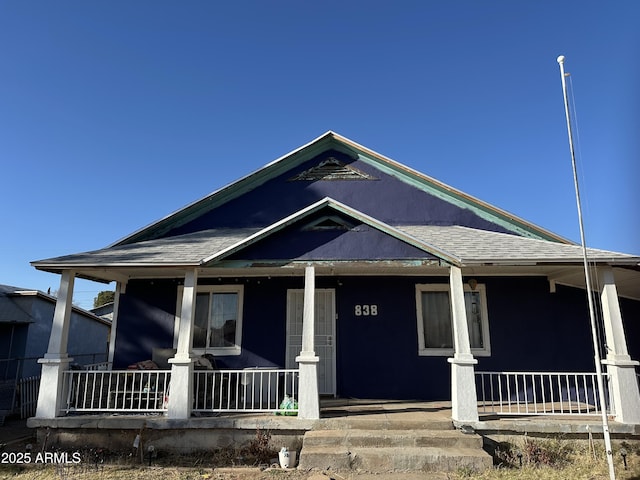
[112,131,570,247]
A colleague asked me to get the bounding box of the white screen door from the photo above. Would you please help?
[286,289,336,396]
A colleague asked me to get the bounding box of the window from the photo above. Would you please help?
[415,284,490,356]
[175,285,243,355]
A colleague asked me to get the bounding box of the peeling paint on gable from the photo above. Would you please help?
[288,157,377,181]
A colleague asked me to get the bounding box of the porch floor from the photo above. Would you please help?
[25,398,640,438]
[319,398,640,438]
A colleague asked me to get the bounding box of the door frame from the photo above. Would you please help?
[285,288,336,396]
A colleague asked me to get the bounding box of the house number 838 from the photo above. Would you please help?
[354,305,378,316]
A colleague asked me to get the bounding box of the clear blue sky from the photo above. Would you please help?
[1,1,638,310]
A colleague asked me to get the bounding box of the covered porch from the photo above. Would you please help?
[30,257,640,427]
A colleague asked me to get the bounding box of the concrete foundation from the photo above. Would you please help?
[29,415,311,454]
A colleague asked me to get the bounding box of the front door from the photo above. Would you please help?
[286,289,336,396]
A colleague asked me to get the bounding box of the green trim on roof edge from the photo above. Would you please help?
[355,153,564,243]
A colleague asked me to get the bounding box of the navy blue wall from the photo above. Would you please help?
[110,274,636,400]
[621,296,640,362]
[113,280,178,369]
[164,150,512,237]
[333,276,450,400]
[474,280,595,371]
[332,278,596,399]
[228,210,434,262]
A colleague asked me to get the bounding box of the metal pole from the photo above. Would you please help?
[557,55,616,480]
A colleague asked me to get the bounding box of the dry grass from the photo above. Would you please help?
[1,437,639,480]
[464,437,640,480]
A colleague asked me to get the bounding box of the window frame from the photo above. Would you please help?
[415,283,491,357]
[174,284,244,356]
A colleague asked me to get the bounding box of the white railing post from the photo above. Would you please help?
[35,270,75,418]
[448,266,479,423]
[296,266,320,420]
[599,266,640,424]
[168,269,197,419]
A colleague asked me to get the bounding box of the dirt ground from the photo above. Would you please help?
[0,464,453,480]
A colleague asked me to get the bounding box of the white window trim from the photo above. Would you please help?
[415,283,491,357]
[174,284,244,356]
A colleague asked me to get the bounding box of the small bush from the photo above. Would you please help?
[239,428,275,465]
[494,437,574,469]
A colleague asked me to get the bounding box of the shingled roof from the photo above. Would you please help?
[33,210,639,269]
[32,228,261,267]
[397,225,638,265]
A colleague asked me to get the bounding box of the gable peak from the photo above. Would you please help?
[288,156,377,181]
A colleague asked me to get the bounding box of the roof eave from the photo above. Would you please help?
[461,258,640,267]
[32,261,201,270]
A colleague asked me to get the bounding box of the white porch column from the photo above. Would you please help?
[447,266,479,423]
[295,266,320,420]
[167,269,198,419]
[107,281,125,366]
[599,266,640,424]
[35,270,75,418]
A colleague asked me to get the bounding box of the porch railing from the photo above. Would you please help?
[63,368,299,415]
[18,375,40,418]
[63,370,170,413]
[475,371,612,416]
[1,354,107,418]
[193,368,299,413]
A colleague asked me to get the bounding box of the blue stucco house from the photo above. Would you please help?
[29,132,640,426]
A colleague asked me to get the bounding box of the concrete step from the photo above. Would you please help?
[298,445,492,473]
[298,426,492,474]
[316,418,454,431]
[303,429,482,449]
